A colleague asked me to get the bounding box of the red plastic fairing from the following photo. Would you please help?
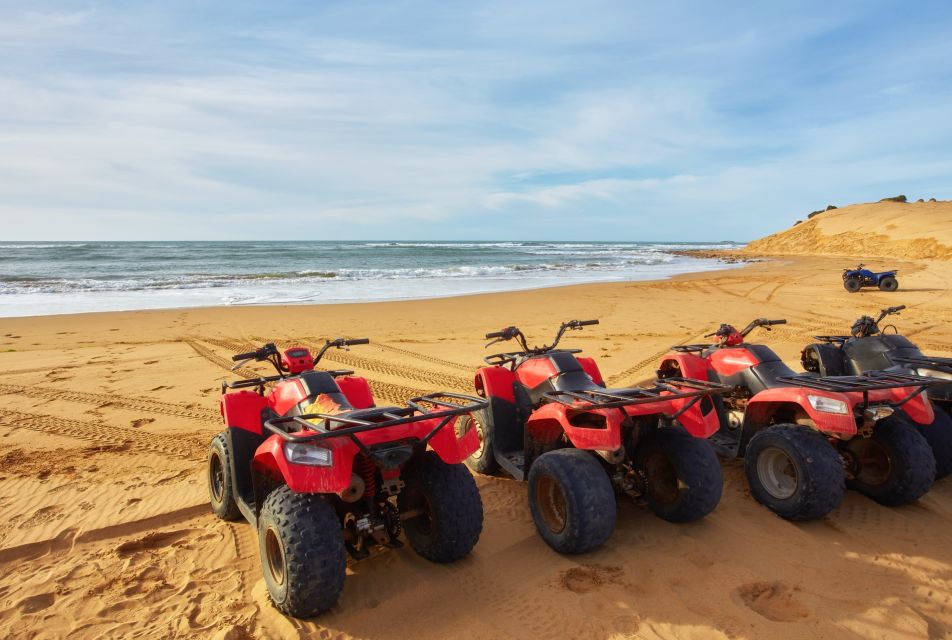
[710,347,764,376]
[476,366,516,402]
[253,434,358,493]
[427,415,480,463]
[527,403,624,450]
[221,391,268,434]
[336,376,375,409]
[887,390,934,425]
[514,357,558,389]
[658,353,714,381]
[268,379,309,416]
[252,414,479,493]
[746,388,857,437]
[577,357,604,385]
[669,398,722,438]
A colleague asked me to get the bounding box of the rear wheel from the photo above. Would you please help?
[918,408,952,479]
[634,428,722,522]
[527,449,616,554]
[744,425,845,520]
[842,415,936,505]
[878,276,899,292]
[844,278,862,293]
[398,452,483,562]
[457,409,500,475]
[257,486,346,618]
[208,433,242,521]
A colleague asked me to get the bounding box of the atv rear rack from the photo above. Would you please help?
[890,355,952,374]
[812,335,849,345]
[543,377,730,416]
[777,371,943,408]
[263,392,488,453]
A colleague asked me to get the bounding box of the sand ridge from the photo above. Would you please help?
[2,223,952,637]
[746,200,952,260]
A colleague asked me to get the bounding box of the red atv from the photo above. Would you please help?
[658,318,941,521]
[207,339,487,618]
[462,319,730,554]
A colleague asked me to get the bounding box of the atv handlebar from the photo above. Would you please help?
[485,327,519,340]
[740,318,786,337]
[483,319,599,366]
[232,343,278,362]
[314,337,370,364]
[876,305,906,323]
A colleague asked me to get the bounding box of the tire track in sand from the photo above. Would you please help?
[260,337,471,392]
[189,339,433,406]
[0,409,207,461]
[374,342,472,372]
[184,340,260,379]
[0,383,218,423]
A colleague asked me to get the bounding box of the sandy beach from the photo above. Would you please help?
[2,202,952,639]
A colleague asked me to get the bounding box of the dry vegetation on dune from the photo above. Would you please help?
[746,199,952,260]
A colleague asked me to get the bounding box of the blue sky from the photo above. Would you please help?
[2,1,951,241]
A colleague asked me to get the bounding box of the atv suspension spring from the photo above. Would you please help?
[358,456,377,498]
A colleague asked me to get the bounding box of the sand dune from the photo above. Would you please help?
[746,200,952,260]
[3,233,952,637]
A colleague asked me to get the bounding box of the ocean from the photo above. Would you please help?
[0,241,742,317]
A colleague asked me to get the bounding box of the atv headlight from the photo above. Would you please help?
[284,442,333,466]
[807,395,850,415]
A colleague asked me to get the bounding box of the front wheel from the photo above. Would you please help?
[257,486,346,618]
[527,449,616,554]
[208,432,242,521]
[398,452,483,562]
[878,276,899,292]
[745,425,845,520]
[844,278,862,293]
[634,428,722,522]
[457,409,499,475]
[842,415,936,506]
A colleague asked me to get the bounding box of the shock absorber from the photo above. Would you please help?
[358,455,377,498]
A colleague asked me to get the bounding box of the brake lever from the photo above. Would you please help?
[231,358,253,371]
[485,338,504,349]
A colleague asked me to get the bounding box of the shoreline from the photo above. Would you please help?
[1,254,747,320]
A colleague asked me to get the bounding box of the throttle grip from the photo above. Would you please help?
[345,338,370,345]
[232,351,257,362]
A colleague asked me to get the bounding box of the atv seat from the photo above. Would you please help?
[526,351,602,404]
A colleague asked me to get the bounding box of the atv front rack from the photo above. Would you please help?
[777,371,944,408]
[812,335,849,345]
[262,392,488,452]
[890,355,952,375]
[543,377,730,416]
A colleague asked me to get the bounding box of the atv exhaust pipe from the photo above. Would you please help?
[338,474,366,503]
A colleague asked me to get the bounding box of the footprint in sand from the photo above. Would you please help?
[18,592,55,614]
[130,418,156,429]
[559,564,625,594]
[18,505,64,530]
[115,529,193,557]
[735,581,810,622]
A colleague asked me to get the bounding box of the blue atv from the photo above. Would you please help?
[842,264,899,293]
